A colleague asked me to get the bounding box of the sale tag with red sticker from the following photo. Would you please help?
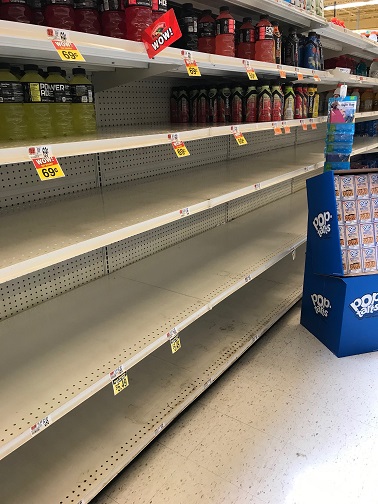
[300,120,308,131]
[273,123,283,135]
[47,28,85,62]
[169,133,190,157]
[295,68,304,80]
[231,126,247,146]
[181,50,201,76]
[28,145,65,181]
[277,65,286,79]
[243,60,258,80]
[142,9,182,59]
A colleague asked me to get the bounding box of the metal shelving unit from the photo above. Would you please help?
[1,1,378,501]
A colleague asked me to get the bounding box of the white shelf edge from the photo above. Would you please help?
[0,194,307,461]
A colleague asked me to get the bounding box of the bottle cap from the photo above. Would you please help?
[220,6,230,12]
[72,68,86,75]
[24,64,39,71]
[47,66,62,73]
[0,63,11,70]
[242,16,252,22]
[202,9,212,15]
[260,14,269,19]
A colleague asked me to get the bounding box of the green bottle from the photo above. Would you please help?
[0,63,27,142]
[70,68,96,135]
[46,66,73,137]
[20,64,52,139]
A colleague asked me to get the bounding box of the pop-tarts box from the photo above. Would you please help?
[345,224,360,248]
[338,225,346,248]
[357,199,372,222]
[362,248,377,272]
[355,174,369,199]
[374,223,378,244]
[340,175,356,200]
[334,175,340,199]
[341,248,347,274]
[369,173,378,197]
[372,198,378,221]
[360,223,375,247]
[347,248,362,274]
[342,200,357,223]
[336,199,342,222]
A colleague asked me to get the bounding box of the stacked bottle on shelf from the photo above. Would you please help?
[170,81,320,124]
[0,63,96,142]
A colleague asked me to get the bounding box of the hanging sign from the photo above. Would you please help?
[142,9,182,58]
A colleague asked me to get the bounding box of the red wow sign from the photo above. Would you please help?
[142,9,182,58]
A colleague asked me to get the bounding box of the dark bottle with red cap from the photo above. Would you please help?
[124,0,152,42]
[100,0,125,38]
[198,9,215,54]
[29,0,44,24]
[178,3,198,51]
[43,0,75,30]
[151,0,166,22]
[236,17,255,60]
[74,0,101,34]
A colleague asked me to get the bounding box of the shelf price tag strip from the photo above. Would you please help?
[181,50,201,77]
[169,133,190,157]
[300,119,308,131]
[309,119,317,130]
[283,122,291,134]
[277,65,286,79]
[231,126,247,145]
[30,415,51,437]
[243,60,258,80]
[295,67,304,80]
[47,28,85,62]
[110,365,129,396]
[167,327,181,354]
[273,122,283,135]
[28,145,65,181]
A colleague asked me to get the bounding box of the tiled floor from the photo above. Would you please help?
[92,303,378,504]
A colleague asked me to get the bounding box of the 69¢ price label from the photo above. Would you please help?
[32,156,65,181]
[51,40,85,62]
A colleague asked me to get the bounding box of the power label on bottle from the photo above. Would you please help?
[48,28,85,62]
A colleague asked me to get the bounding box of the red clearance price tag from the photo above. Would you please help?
[302,122,308,131]
[284,125,291,134]
[311,123,317,130]
[274,125,283,135]
[184,58,201,76]
[277,65,286,78]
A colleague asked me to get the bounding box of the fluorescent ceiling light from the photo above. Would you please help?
[324,0,378,10]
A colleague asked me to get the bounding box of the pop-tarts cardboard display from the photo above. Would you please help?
[301,169,378,357]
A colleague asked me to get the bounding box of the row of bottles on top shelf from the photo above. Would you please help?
[0,0,324,70]
[176,6,324,69]
[0,63,96,142]
[170,82,320,124]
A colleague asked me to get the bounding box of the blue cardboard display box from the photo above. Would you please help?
[301,170,378,357]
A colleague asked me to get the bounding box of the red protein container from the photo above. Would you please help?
[177,87,190,123]
[255,14,275,64]
[170,86,179,123]
[100,0,125,38]
[231,86,243,123]
[208,87,217,123]
[151,0,166,23]
[198,9,215,54]
[244,85,257,123]
[237,17,255,60]
[74,0,101,34]
[43,0,75,30]
[197,88,209,123]
[257,83,272,122]
[215,6,235,57]
[294,85,304,119]
[0,0,32,23]
[124,0,152,42]
[217,86,231,123]
[30,0,44,24]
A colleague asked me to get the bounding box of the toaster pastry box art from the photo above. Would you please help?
[306,170,378,276]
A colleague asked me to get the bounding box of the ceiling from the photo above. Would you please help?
[324,0,378,30]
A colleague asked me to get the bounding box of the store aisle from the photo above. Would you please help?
[92,303,378,504]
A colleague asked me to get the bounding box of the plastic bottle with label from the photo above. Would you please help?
[20,64,52,140]
[303,32,318,70]
[43,0,75,29]
[255,15,274,63]
[231,86,244,123]
[369,59,378,78]
[29,0,44,24]
[351,88,360,113]
[178,3,197,51]
[298,34,306,68]
[283,83,295,120]
[46,66,73,137]
[170,87,179,123]
[284,27,299,67]
[217,86,231,123]
[236,17,255,60]
[271,81,283,122]
[0,63,27,142]
[272,20,281,64]
[307,85,319,118]
[70,68,96,135]
[373,91,378,111]
[215,6,235,57]
[244,85,257,123]
[124,0,152,42]
[316,34,324,70]
[197,10,215,54]
[100,0,125,38]
[177,87,189,123]
[208,87,217,123]
[294,84,304,119]
[356,61,367,77]
[361,88,374,112]
[0,0,32,22]
[302,85,309,118]
[197,88,208,123]
[189,86,198,123]
[151,0,166,22]
[257,82,272,122]
[74,0,101,34]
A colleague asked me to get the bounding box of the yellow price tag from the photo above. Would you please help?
[172,141,190,157]
[170,335,181,354]
[246,69,258,80]
[112,371,129,395]
[52,40,85,62]
[32,156,65,181]
[185,59,201,77]
[234,133,247,145]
